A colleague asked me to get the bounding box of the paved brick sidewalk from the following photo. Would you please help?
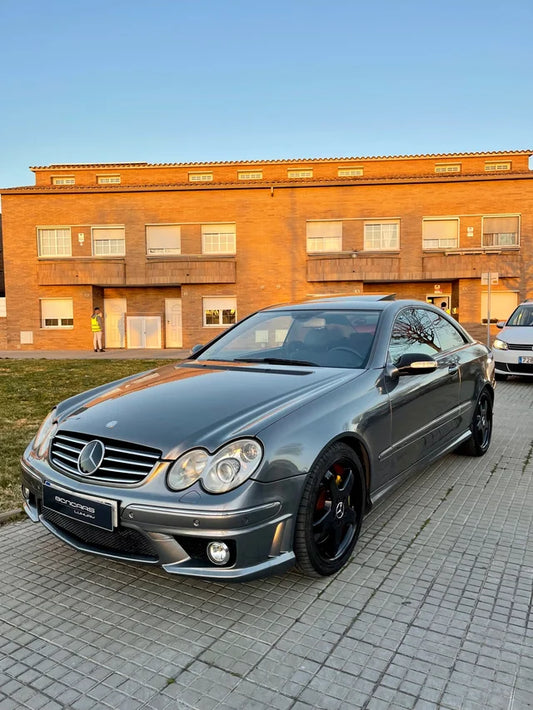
[1,381,532,709]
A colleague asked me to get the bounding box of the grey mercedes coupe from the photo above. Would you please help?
[21,297,495,580]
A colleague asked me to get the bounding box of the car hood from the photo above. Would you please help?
[497,326,533,345]
[56,360,361,458]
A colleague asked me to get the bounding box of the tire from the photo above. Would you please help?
[294,443,366,577]
[457,389,493,457]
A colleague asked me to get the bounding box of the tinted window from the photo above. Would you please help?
[432,313,467,350]
[389,308,467,364]
[389,308,440,364]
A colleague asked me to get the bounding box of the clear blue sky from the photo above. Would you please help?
[0,0,532,190]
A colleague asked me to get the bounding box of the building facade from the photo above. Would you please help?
[0,150,531,351]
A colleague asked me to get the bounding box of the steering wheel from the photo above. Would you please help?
[327,346,364,365]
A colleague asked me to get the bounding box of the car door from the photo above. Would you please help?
[382,306,462,480]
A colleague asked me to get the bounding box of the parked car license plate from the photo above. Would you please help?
[43,482,118,531]
[518,356,533,364]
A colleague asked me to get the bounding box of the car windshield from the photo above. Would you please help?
[507,305,533,327]
[195,309,380,368]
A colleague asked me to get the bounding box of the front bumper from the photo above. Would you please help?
[493,350,533,377]
[21,458,306,581]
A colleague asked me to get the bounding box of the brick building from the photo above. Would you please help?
[0,150,531,351]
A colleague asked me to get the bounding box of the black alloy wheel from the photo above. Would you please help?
[458,389,493,457]
[294,442,366,577]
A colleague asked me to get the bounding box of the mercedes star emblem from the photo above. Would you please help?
[77,440,105,476]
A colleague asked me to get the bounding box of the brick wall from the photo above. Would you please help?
[2,153,532,351]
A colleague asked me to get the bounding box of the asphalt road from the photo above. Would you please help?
[1,380,532,710]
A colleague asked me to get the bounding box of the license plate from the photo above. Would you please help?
[518,356,533,364]
[43,482,118,531]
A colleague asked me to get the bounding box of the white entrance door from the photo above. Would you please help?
[104,298,127,348]
[165,298,183,348]
[126,316,162,349]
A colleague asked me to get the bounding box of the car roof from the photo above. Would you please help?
[262,295,423,313]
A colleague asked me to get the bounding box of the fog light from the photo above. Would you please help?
[206,541,231,566]
[22,486,30,499]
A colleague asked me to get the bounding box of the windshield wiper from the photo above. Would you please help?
[235,357,316,367]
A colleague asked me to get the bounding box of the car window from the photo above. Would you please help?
[388,308,442,364]
[389,308,467,364]
[197,309,379,367]
[431,313,468,350]
[507,305,533,326]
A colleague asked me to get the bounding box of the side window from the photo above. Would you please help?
[388,308,442,364]
[430,312,467,351]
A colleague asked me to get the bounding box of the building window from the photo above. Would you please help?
[364,221,399,250]
[97,175,121,184]
[37,228,72,257]
[189,172,213,182]
[52,176,75,185]
[306,221,342,252]
[202,224,236,254]
[485,161,511,171]
[238,171,263,180]
[41,298,73,328]
[287,169,313,178]
[482,215,519,247]
[146,225,181,255]
[435,164,461,173]
[203,297,237,327]
[422,218,459,249]
[92,226,126,256]
[338,167,363,177]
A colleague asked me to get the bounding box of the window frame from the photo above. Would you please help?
[203,296,237,328]
[306,220,343,253]
[201,224,236,255]
[287,169,313,178]
[40,298,74,329]
[422,217,460,250]
[435,164,461,174]
[338,167,364,177]
[189,172,213,182]
[37,227,72,258]
[51,176,75,185]
[481,215,520,248]
[145,224,181,256]
[97,175,121,184]
[91,226,126,257]
[238,171,263,180]
[484,161,511,172]
[363,220,400,251]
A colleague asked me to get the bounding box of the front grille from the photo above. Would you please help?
[508,343,533,351]
[50,431,161,484]
[508,363,533,374]
[42,508,158,560]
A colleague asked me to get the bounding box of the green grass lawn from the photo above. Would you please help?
[0,359,162,515]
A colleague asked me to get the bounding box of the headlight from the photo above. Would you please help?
[167,439,263,494]
[32,409,58,458]
[493,338,508,350]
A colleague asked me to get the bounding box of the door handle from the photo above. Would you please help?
[448,364,459,374]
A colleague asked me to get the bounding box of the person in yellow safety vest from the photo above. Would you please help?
[440,301,451,315]
[91,307,105,352]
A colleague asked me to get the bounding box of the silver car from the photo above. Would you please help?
[21,297,495,581]
[492,300,533,380]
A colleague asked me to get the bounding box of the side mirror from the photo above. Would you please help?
[496,321,506,329]
[395,353,438,376]
[190,344,204,355]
